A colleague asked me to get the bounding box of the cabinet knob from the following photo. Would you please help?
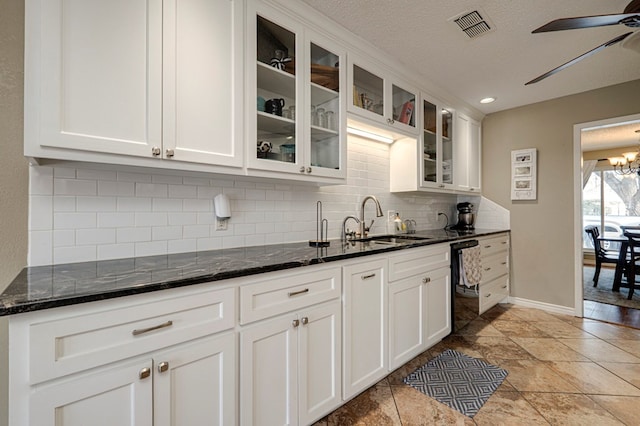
[422,277,431,283]
[306,167,312,174]
[387,118,394,125]
[292,319,300,328]
[165,149,174,158]
[300,167,306,173]
[158,361,169,373]
[139,367,151,380]
[439,184,445,188]
[151,147,161,157]
[301,317,309,325]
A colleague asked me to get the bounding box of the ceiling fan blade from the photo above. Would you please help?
[525,32,632,85]
[532,13,638,32]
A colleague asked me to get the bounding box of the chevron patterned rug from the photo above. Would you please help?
[403,349,508,417]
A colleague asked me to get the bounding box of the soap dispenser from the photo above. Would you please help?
[394,213,403,233]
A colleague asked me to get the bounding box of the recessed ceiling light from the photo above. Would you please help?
[480,97,496,104]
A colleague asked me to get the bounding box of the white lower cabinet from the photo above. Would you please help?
[240,301,341,426]
[388,245,451,370]
[342,257,388,400]
[9,285,236,426]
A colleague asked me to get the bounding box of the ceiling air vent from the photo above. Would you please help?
[452,10,493,39]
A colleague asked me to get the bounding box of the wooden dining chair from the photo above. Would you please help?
[623,230,640,300]
[585,225,620,287]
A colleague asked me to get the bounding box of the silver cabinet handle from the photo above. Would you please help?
[151,147,161,157]
[132,320,173,336]
[300,167,306,173]
[501,241,508,245]
[301,317,309,325]
[165,149,174,158]
[288,288,309,297]
[387,118,394,125]
[422,277,431,283]
[292,319,300,328]
[139,367,151,380]
[362,273,376,280]
[502,285,508,289]
[501,261,507,265]
[158,361,169,373]
[485,293,491,298]
[484,267,492,271]
[306,167,312,174]
[484,245,491,249]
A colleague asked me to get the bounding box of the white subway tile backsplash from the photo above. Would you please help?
[28,138,504,266]
[98,212,135,228]
[76,228,116,246]
[117,227,151,243]
[117,197,152,212]
[54,179,97,196]
[77,196,117,212]
[54,212,97,230]
[98,181,135,197]
[135,212,168,227]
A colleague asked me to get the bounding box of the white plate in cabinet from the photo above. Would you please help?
[239,266,341,325]
[28,287,235,384]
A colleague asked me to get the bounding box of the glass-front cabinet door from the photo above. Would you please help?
[348,56,418,136]
[247,1,345,181]
[418,94,455,190]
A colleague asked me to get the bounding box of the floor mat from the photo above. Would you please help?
[403,349,508,417]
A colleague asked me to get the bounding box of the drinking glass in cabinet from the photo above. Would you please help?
[256,16,297,164]
[310,42,340,170]
[352,65,383,115]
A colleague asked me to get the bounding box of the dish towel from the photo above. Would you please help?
[459,246,482,288]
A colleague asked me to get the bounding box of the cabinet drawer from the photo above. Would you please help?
[479,275,509,314]
[240,266,341,324]
[388,244,449,282]
[480,234,509,258]
[29,287,234,384]
[481,252,509,284]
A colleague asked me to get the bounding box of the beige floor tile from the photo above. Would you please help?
[464,336,536,360]
[523,392,624,425]
[599,362,640,389]
[429,335,485,359]
[491,320,552,337]
[547,361,640,396]
[473,391,550,425]
[577,321,640,340]
[590,395,640,425]
[507,307,561,322]
[323,380,402,426]
[509,337,589,361]
[455,317,504,337]
[606,338,640,356]
[559,338,640,363]
[390,385,474,426]
[490,359,582,393]
[387,351,432,385]
[480,304,524,322]
[531,320,596,338]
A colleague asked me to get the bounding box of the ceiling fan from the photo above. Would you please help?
[526,0,640,85]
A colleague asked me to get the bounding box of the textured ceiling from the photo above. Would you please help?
[300,0,640,116]
[582,121,640,151]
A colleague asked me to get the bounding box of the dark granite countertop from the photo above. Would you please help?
[0,228,509,316]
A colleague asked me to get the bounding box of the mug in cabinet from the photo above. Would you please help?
[265,98,285,116]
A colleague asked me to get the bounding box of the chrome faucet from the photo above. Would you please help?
[341,215,360,241]
[359,195,383,238]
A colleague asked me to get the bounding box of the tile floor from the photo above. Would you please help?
[312,303,640,425]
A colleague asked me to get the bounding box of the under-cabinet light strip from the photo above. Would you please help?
[346,127,394,144]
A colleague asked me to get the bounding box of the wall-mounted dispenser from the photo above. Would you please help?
[214,194,231,230]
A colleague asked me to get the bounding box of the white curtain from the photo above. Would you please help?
[582,160,598,188]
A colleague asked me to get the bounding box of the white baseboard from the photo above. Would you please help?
[507,296,576,317]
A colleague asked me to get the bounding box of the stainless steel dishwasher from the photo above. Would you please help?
[450,239,479,333]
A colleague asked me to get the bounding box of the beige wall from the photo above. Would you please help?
[483,79,640,309]
[0,0,27,425]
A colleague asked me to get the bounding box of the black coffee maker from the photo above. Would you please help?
[452,202,475,230]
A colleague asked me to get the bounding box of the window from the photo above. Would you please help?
[583,169,640,250]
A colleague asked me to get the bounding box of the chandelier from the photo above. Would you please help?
[608,130,640,175]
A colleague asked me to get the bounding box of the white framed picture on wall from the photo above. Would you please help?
[511,148,537,200]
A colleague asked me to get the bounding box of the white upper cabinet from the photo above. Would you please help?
[245,0,346,182]
[27,0,163,157]
[455,113,482,192]
[347,54,419,137]
[25,0,243,170]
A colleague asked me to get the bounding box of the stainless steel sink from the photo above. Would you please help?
[355,235,432,245]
